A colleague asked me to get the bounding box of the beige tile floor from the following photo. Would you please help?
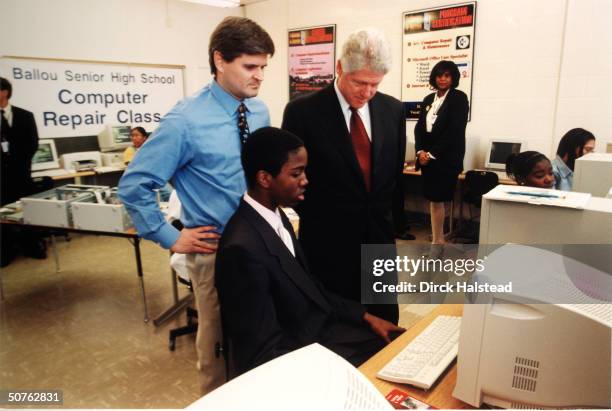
[0,224,434,408]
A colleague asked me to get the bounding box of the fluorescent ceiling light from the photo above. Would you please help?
[180,0,241,7]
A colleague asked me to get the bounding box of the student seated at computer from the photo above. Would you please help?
[552,128,596,190]
[505,151,555,189]
[215,127,404,376]
[123,126,148,164]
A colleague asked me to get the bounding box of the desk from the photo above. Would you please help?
[0,220,150,323]
[403,166,516,186]
[359,304,472,409]
[33,166,126,185]
[403,166,516,238]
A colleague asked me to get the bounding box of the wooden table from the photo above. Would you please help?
[403,166,516,185]
[359,304,473,409]
[32,166,127,184]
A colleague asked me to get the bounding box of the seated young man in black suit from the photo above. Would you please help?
[215,127,405,376]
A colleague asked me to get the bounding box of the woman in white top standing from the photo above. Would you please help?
[414,60,469,244]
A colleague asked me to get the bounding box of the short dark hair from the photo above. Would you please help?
[208,17,275,76]
[0,77,12,99]
[505,151,550,184]
[429,60,460,89]
[131,126,148,138]
[242,127,304,189]
[556,128,596,170]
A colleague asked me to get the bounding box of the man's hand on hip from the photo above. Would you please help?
[170,226,220,254]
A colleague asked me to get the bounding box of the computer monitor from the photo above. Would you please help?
[31,139,60,171]
[484,139,526,170]
[453,302,611,408]
[574,153,612,197]
[97,125,132,152]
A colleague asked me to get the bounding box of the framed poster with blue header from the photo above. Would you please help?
[402,2,476,120]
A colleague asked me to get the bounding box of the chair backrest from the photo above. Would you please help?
[463,170,499,207]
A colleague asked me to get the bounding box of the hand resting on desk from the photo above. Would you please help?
[170,226,220,254]
[363,312,406,343]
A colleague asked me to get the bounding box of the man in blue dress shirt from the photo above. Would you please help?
[118,16,274,394]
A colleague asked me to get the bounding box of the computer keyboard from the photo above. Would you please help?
[377,315,461,390]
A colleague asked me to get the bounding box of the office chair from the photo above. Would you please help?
[167,219,199,351]
[168,277,198,351]
[216,312,235,382]
[453,170,499,243]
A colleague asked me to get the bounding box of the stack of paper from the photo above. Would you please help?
[484,184,591,209]
[187,343,392,410]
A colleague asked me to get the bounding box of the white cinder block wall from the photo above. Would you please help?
[0,0,241,96]
[553,0,612,154]
[2,0,610,165]
[246,0,612,167]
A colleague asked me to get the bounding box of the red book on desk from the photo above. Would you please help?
[386,388,436,409]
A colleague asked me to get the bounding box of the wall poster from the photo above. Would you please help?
[0,56,185,138]
[288,25,336,101]
[402,2,476,120]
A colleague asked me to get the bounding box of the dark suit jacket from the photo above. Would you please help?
[216,200,378,376]
[414,88,469,174]
[1,105,39,205]
[281,85,405,306]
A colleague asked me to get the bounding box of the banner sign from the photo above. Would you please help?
[0,57,184,137]
[288,25,336,101]
[402,2,476,120]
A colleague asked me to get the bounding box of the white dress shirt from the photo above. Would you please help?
[244,193,295,257]
[425,90,448,133]
[1,102,13,127]
[334,81,372,141]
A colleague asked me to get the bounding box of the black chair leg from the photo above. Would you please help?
[169,323,198,351]
[168,307,199,351]
[215,340,232,382]
[186,307,197,324]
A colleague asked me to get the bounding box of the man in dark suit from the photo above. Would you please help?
[215,127,404,376]
[281,29,407,324]
[0,77,46,266]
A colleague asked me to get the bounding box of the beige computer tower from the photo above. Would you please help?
[479,186,612,245]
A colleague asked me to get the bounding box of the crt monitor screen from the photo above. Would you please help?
[31,139,60,171]
[487,141,522,168]
[113,126,131,144]
[33,143,54,163]
[98,125,132,151]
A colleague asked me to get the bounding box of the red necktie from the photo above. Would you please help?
[349,107,371,191]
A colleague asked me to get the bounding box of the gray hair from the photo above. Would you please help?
[339,28,392,74]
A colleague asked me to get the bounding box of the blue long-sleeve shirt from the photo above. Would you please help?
[118,80,270,248]
[552,155,573,191]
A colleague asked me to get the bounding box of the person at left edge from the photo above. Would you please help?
[1,77,46,267]
[118,16,274,395]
